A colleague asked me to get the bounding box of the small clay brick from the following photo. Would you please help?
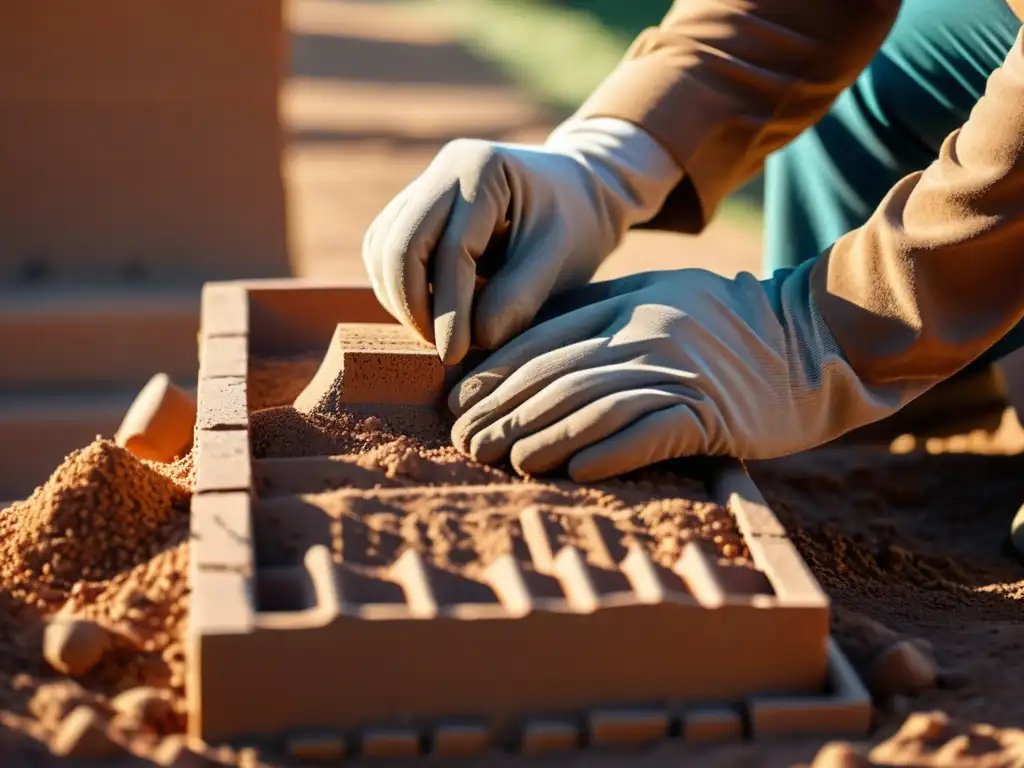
[196,377,248,430]
[201,283,249,337]
[199,335,248,379]
[588,709,669,745]
[360,727,420,758]
[682,706,744,742]
[433,722,490,757]
[748,639,871,737]
[294,323,446,412]
[194,429,252,494]
[520,721,579,756]
[190,493,253,575]
[286,731,346,760]
[715,462,788,538]
[744,536,828,608]
[115,373,197,463]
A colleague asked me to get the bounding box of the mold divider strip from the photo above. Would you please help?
[712,460,788,539]
[519,505,557,574]
[673,541,727,606]
[303,544,342,619]
[619,543,669,603]
[484,554,534,615]
[552,547,599,611]
[390,550,440,617]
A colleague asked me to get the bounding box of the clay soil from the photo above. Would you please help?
[0,357,1019,766]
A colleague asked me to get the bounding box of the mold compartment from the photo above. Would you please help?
[188,279,870,749]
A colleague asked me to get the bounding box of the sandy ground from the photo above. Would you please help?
[0,0,1019,763]
[0,368,1021,765]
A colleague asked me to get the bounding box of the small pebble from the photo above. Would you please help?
[43,617,111,676]
[51,705,119,758]
[868,640,937,699]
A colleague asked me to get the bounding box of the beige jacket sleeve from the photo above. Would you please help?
[576,0,903,233]
[811,32,1024,384]
[577,0,1024,387]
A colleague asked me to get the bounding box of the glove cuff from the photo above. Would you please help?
[545,117,684,235]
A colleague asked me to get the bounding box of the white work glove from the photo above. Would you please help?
[361,118,682,364]
[448,263,935,481]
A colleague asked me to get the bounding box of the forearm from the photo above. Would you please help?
[576,0,901,232]
[812,30,1024,386]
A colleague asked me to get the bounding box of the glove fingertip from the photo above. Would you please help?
[566,455,615,484]
[447,367,512,417]
[435,323,469,367]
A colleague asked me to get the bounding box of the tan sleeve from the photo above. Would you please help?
[575,0,902,232]
[810,31,1024,386]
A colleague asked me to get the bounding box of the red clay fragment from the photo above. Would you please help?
[294,323,445,413]
[115,372,196,462]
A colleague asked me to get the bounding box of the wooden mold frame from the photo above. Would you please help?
[188,278,872,755]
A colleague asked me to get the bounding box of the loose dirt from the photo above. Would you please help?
[0,356,1019,765]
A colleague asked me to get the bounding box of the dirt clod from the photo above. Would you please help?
[42,616,111,676]
[868,640,938,700]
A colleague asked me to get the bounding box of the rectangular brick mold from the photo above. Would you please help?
[189,279,871,755]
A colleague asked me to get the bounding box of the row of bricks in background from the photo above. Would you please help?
[0,1,289,282]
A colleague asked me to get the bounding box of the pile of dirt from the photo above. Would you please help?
[0,439,193,760]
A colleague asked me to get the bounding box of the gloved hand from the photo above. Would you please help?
[448,263,935,481]
[361,118,682,364]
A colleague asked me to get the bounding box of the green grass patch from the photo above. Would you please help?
[421,0,764,230]
[425,0,637,112]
